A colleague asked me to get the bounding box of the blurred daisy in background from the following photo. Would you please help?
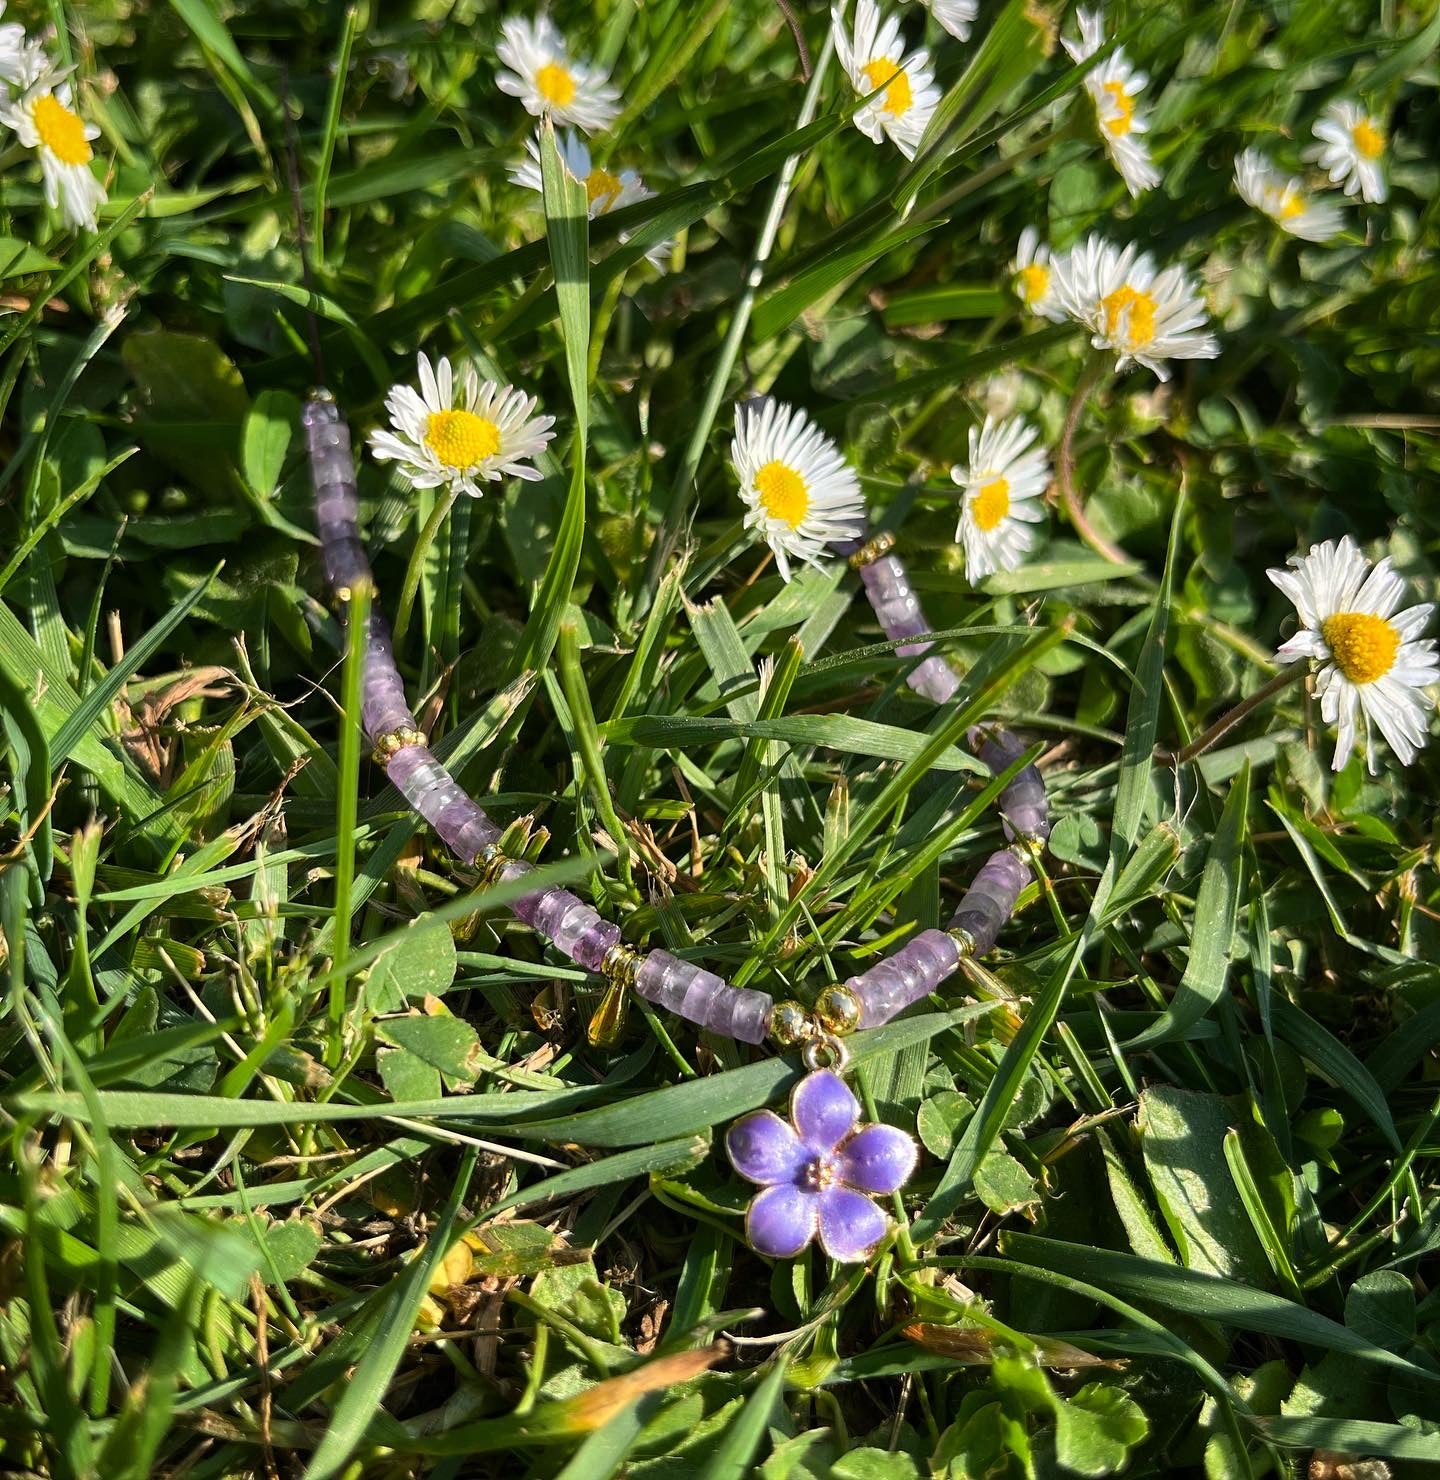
[496,15,619,134]
[1268,536,1437,772]
[952,416,1051,581]
[509,129,669,268]
[1306,98,1387,204]
[368,352,557,499]
[1011,226,1065,321]
[918,0,977,40]
[732,398,866,581]
[0,3,29,86]
[1053,234,1218,381]
[1233,149,1344,242]
[1061,6,1159,196]
[0,65,107,231]
[833,0,940,160]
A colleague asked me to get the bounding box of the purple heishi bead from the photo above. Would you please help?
[635,950,693,1013]
[910,655,959,705]
[551,899,605,958]
[568,917,622,971]
[973,727,1050,843]
[722,988,774,1045]
[679,962,727,1026]
[948,849,1029,955]
[850,928,961,1030]
[529,887,584,940]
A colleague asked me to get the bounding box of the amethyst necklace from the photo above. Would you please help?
[305,392,1051,1264]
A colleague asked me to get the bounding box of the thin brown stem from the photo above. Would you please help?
[1155,660,1309,767]
[1055,353,1128,566]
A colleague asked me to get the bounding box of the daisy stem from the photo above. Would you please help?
[638,33,835,610]
[1055,352,1128,566]
[1156,659,1309,766]
[392,484,461,653]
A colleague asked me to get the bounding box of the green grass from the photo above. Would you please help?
[2,0,1440,1476]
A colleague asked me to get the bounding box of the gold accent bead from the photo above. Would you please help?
[371,725,426,766]
[814,984,862,1037]
[599,942,644,989]
[847,531,896,570]
[946,926,977,957]
[475,842,510,886]
[769,999,813,1048]
[335,573,377,605]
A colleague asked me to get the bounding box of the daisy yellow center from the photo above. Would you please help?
[1351,119,1384,160]
[32,93,92,166]
[972,477,1010,532]
[584,167,622,205]
[1016,263,1050,306]
[425,409,501,470]
[1278,190,1307,221]
[861,58,913,117]
[1321,611,1400,686]
[1101,80,1135,137]
[1100,283,1157,350]
[755,461,809,529]
[535,61,576,108]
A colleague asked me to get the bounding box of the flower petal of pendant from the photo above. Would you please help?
[725,1068,918,1262]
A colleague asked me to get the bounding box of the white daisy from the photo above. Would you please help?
[0,66,107,232]
[1233,148,1344,243]
[1011,226,1065,321]
[1268,536,1438,773]
[919,0,977,40]
[951,416,1051,582]
[1051,233,1218,382]
[508,129,669,270]
[1306,98,1388,205]
[731,398,866,582]
[495,14,619,135]
[832,0,941,161]
[368,352,557,499]
[1061,6,1159,197]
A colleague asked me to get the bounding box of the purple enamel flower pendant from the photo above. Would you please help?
[725,1067,918,1262]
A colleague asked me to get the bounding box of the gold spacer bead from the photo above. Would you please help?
[475,842,510,886]
[371,725,427,766]
[335,573,377,605]
[814,983,862,1037]
[847,531,896,570]
[599,942,644,989]
[946,926,977,958]
[769,999,814,1049]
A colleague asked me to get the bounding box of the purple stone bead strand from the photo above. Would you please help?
[306,392,1043,1057]
[821,530,1052,1030]
[855,548,961,706]
[305,392,778,1043]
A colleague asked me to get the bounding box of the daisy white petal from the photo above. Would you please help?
[509,128,671,270]
[1233,148,1345,242]
[1050,232,1218,382]
[1267,535,1439,773]
[731,398,866,582]
[1304,98,1387,205]
[495,15,619,134]
[1011,226,1065,321]
[0,64,107,231]
[367,352,557,499]
[951,415,1052,582]
[832,0,941,160]
[919,0,977,40]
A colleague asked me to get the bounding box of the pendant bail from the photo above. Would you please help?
[803,1031,851,1074]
